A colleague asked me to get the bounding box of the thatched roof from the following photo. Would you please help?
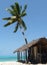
[13,37,47,53]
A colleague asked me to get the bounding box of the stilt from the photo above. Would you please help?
[17,52,20,61]
[39,44,42,63]
[21,52,22,60]
[25,50,27,62]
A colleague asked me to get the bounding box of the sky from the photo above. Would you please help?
[0,0,47,56]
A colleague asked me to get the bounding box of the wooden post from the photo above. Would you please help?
[17,51,20,61]
[34,46,37,60]
[25,50,27,62]
[23,51,25,60]
[39,44,42,63]
[17,52,18,61]
[21,52,22,60]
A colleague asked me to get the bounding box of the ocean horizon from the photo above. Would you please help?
[0,56,17,62]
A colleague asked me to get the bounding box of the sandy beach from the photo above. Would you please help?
[0,61,27,65]
[0,61,47,65]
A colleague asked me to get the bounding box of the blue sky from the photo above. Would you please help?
[0,0,47,56]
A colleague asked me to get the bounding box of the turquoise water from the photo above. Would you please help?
[0,56,26,62]
[0,56,17,62]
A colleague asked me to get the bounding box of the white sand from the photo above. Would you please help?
[0,61,27,65]
[0,61,47,65]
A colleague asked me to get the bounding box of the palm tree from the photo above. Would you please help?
[3,2,28,61]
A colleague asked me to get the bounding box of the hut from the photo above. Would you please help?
[13,37,47,63]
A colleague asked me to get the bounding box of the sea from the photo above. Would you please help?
[0,56,17,62]
[0,56,25,62]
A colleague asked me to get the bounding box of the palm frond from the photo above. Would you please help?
[4,19,16,27]
[3,17,11,20]
[11,5,15,10]
[15,2,20,14]
[20,6,22,13]
[22,5,27,13]
[11,5,18,15]
[7,8,16,16]
[14,23,19,32]
[11,16,16,19]
[20,12,26,17]
[3,16,16,20]
[21,20,27,30]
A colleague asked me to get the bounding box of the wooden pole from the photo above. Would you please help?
[17,52,20,61]
[20,26,28,62]
[17,52,18,61]
[39,44,42,63]
[21,52,22,60]
[24,50,27,62]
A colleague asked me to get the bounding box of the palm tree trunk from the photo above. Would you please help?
[21,31,28,62]
[20,26,28,62]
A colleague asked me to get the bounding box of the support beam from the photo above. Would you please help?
[25,50,28,62]
[39,44,42,63]
[17,52,20,61]
[21,52,22,60]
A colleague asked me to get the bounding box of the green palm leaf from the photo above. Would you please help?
[3,16,16,20]
[21,20,27,30]
[7,8,16,16]
[3,17,11,20]
[22,5,27,13]
[20,12,26,17]
[14,23,19,32]
[15,2,20,14]
[11,5,18,15]
[20,6,22,13]
[4,19,16,27]
[11,5,15,10]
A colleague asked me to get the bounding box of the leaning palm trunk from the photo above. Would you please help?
[20,26,28,62]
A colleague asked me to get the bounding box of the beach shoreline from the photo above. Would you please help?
[0,61,47,65]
